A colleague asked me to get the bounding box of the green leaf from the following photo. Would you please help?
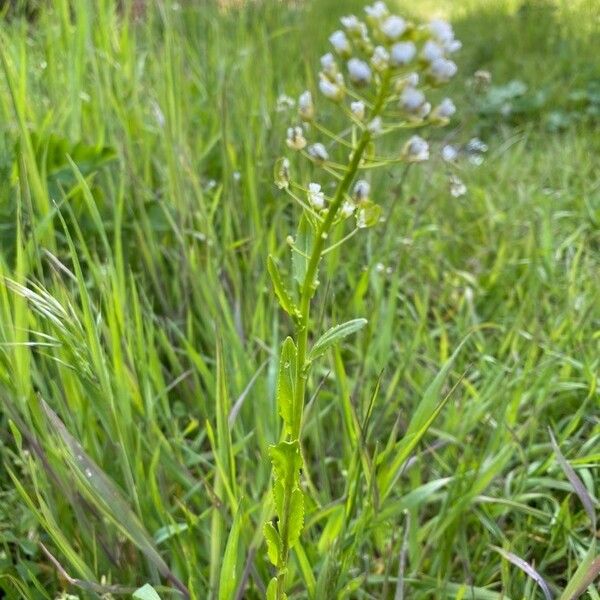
[219,506,243,600]
[287,488,304,549]
[263,522,282,566]
[133,584,162,600]
[266,577,279,600]
[268,256,300,319]
[273,480,285,517]
[269,441,302,485]
[309,318,368,362]
[292,215,314,286]
[277,337,297,433]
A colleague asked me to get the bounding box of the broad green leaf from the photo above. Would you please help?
[288,488,305,549]
[264,522,282,566]
[273,480,285,517]
[268,256,300,319]
[269,441,302,485]
[292,215,314,286]
[277,337,297,433]
[133,584,162,600]
[309,318,368,362]
[219,506,243,600]
[266,577,280,600]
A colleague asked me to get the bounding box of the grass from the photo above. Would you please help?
[0,0,598,598]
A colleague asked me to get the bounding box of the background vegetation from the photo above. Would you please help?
[0,0,598,598]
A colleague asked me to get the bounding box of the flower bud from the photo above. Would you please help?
[274,157,291,189]
[430,97,456,123]
[347,58,372,85]
[350,100,366,120]
[308,143,329,162]
[286,126,307,150]
[367,116,383,135]
[353,179,371,201]
[421,40,444,63]
[308,182,326,209]
[441,144,458,162]
[341,15,368,40]
[341,200,355,218]
[400,87,430,119]
[371,46,390,72]
[319,74,345,102]
[402,135,429,162]
[364,1,388,21]
[449,174,467,197]
[390,41,416,66]
[321,52,338,77]
[298,90,315,121]
[329,30,352,57]
[428,58,458,84]
[380,15,406,40]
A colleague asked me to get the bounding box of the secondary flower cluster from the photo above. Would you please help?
[281,1,461,225]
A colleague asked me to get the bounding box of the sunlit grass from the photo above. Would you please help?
[0,0,598,598]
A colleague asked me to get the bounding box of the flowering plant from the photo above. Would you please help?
[265,3,461,597]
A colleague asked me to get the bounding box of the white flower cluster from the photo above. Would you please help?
[279,1,462,219]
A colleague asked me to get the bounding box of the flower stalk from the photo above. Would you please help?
[265,4,461,598]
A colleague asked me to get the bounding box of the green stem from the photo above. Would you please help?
[274,74,390,600]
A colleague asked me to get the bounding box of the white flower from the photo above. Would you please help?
[276,94,295,112]
[319,74,345,101]
[428,19,453,44]
[341,14,360,30]
[474,69,492,86]
[428,58,457,83]
[353,179,370,201]
[431,97,456,121]
[341,15,368,38]
[364,1,388,20]
[347,58,372,85]
[350,100,366,120]
[380,15,406,40]
[367,116,383,135]
[341,200,355,218]
[308,143,329,162]
[330,30,352,56]
[286,126,307,150]
[321,52,338,76]
[308,182,326,209]
[449,174,467,197]
[298,90,315,121]
[395,72,419,93]
[403,135,429,162]
[428,20,462,53]
[390,41,416,66]
[441,144,458,162]
[400,87,430,118]
[466,137,488,154]
[371,46,390,72]
[275,157,291,189]
[421,40,444,63]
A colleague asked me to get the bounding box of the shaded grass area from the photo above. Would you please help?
[0,0,598,598]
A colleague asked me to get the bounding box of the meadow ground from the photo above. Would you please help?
[0,0,599,598]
